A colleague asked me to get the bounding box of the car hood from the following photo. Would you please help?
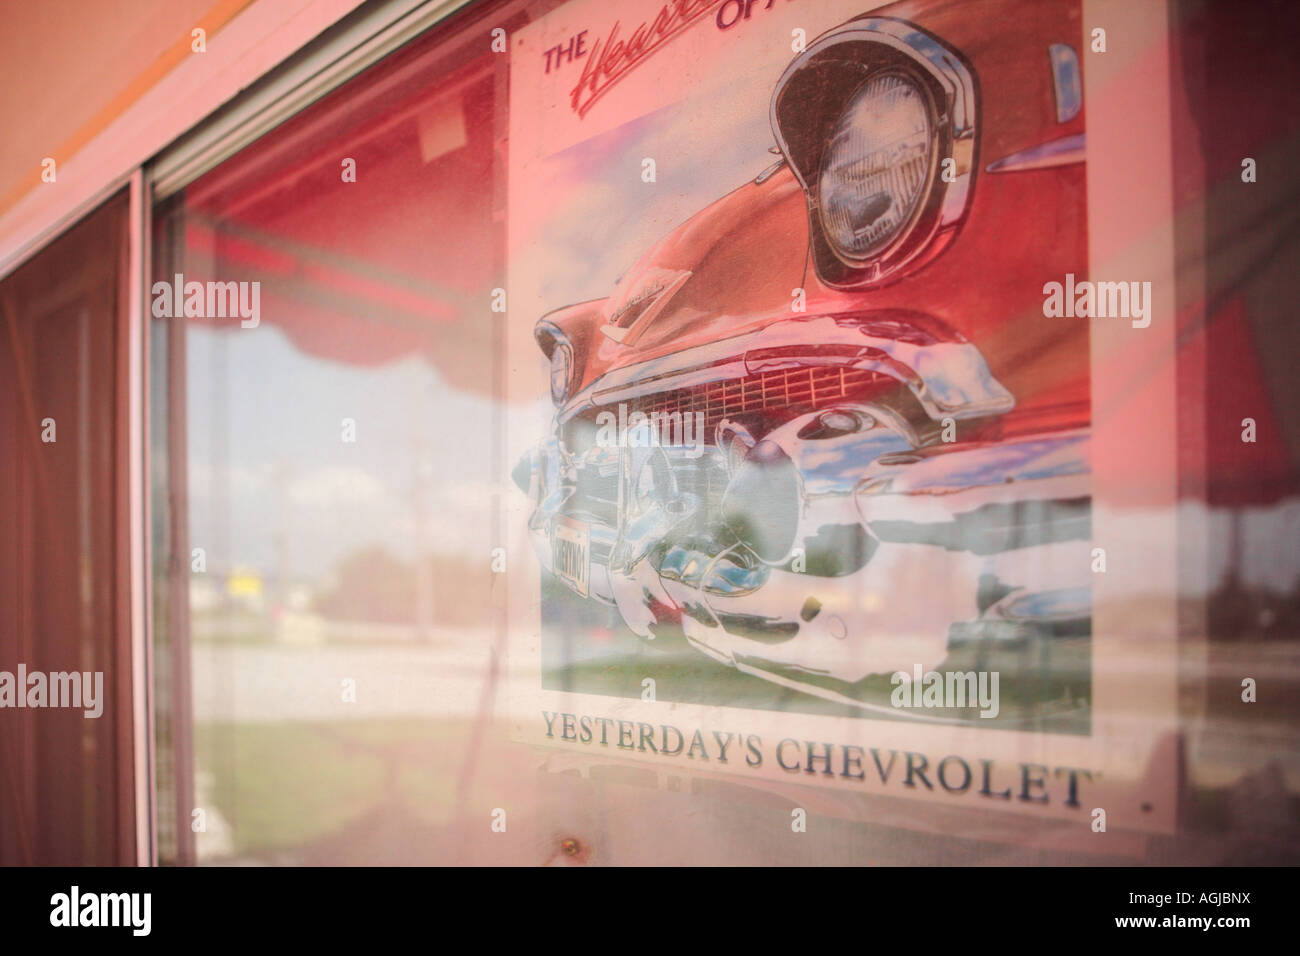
[589,163,811,366]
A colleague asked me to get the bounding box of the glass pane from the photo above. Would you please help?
[152,1,514,865]
[151,0,1300,866]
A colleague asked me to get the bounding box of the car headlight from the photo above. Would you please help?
[818,73,933,262]
[549,342,573,404]
[770,17,977,289]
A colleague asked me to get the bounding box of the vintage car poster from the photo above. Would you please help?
[504,0,1179,833]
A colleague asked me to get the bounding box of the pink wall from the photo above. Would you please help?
[0,0,229,211]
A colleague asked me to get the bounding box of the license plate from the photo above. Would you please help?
[552,516,590,598]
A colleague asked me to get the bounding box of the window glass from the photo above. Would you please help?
[152,0,519,863]
[152,0,1300,865]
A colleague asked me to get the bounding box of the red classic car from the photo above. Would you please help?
[515,1,1091,712]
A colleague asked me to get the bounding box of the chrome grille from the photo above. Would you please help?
[624,365,890,442]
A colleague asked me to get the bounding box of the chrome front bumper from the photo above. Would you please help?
[518,402,1090,708]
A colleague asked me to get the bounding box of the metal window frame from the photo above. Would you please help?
[127,170,154,866]
[150,0,474,199]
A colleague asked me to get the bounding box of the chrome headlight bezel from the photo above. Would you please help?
[770,17,977,290]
